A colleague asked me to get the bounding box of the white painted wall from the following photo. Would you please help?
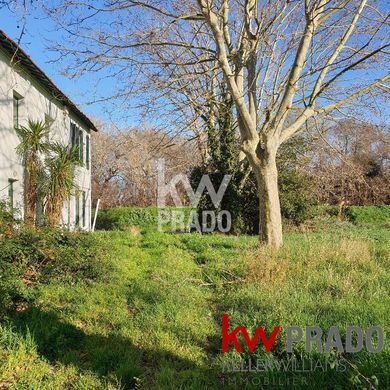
[0,48,93,230]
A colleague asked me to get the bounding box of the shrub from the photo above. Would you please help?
[279,169,313,225]
[190,135,315,234]
[40,230,111,283]
[190,167,313,234]
[311,205,340,218]
[95,207,159,230]
[0,257,33,317]
[0,226,110,317]
[310,205,390,226]
[344,205,390,226]
[0,201,18,236]
[95,207,193,231]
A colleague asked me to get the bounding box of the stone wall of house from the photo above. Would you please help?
[0,48,92,230]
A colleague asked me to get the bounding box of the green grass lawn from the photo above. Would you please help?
[1,226,389,389]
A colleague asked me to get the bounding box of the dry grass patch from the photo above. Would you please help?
[240,248,289,286]
[338,239,371,263]
[126,225,142,236]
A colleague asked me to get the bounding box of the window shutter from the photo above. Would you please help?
[79,129,84,162]
[82,191,86,227]
[86,135,90,169]
[75,193,80,226]
[70,123,76,146]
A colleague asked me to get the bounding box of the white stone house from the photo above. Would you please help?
[0,30,97,230]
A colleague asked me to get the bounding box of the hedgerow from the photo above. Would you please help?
[344,205,390,226]
[95,207,193,230]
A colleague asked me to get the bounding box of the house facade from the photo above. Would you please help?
[0,30,97,230]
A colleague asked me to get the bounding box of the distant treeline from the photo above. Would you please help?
[92,120,390,211]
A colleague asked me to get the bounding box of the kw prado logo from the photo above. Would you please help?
[221,314,385,354]
[156,159,232,233]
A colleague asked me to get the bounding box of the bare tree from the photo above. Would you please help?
[196,0,389,246]
[309,120,390,205]
[47,0,389,246]
[92,124,199,208]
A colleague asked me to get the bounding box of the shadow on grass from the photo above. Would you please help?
[7,306,390,389]
[8,306,203,389]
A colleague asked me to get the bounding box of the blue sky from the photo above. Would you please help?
[1,4,117,126]
[1,3,389,129]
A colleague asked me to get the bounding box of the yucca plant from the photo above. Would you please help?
[15,119,51,224]
[43,144,81,227]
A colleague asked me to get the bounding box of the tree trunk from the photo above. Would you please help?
[25,167,38,225]
[44,197,63,228]
[254,150,283,248]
